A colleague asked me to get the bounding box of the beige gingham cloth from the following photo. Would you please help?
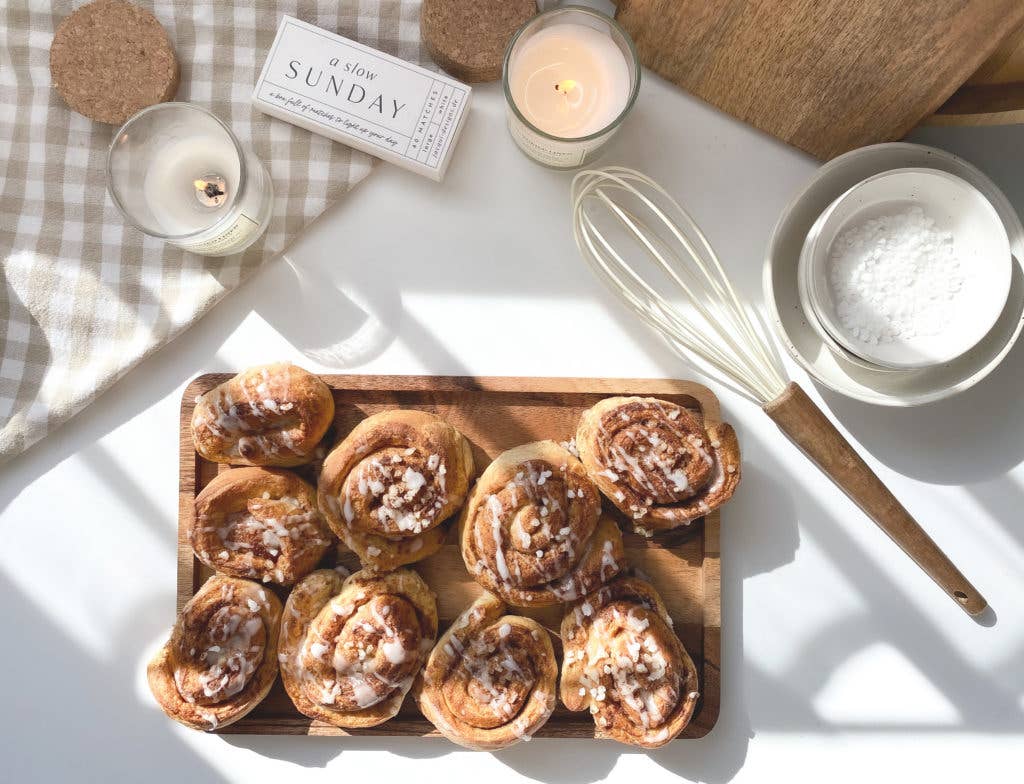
[0,0,426,463]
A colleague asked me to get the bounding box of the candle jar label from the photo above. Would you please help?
[509,118,583,167]
[178,212,261,255]
[506,111,616,169]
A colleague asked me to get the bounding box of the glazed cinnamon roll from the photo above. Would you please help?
[560,576,699,748]
[459,441,626,607]
[576,396,740,535]
[414,593,557,749]
[318,410,474,571]
[148,575,282,731]
[191,467,333,586]
[279,568,438,728]
[191,363,334,466]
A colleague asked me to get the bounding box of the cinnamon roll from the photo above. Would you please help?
[576,396,740,535]
[148,575,282,731]
[560,576,699,748]
[459,440,626,607]
[191,363,334,466]
[414,593,557,749]
[191,467,333,586]
[279,568,438,728]
[318,410,474,571]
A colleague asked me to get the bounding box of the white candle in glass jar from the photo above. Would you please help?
[508,23,630,139]
[503,9,639,168]
[107,103,274,257]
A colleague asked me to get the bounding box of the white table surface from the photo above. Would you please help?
[3,42,1023,784]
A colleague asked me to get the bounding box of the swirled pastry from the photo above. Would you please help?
[279,568,438,728]
[318,410,474,571]
[560,576,699,748]
[459,440,626,607]
[576,396,740,535]
[191,363,334,466]
[414,593,557,749]
[148,575,282,731]
[191,467,333,586]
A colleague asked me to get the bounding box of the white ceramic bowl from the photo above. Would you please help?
[798,168,1011,370]
[764,143,1024,407]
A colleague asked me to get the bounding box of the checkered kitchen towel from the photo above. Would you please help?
[0,0,427,463]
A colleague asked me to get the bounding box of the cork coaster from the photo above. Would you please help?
[421,0,538,83]
[50,0,179,125]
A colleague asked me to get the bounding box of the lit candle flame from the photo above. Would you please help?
[555,79,578,94]
[193,175,227,207]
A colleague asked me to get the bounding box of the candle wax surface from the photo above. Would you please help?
[509,23,630,139]
[142,132,240,236]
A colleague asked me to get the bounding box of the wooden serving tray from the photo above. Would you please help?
[178,375,723,739]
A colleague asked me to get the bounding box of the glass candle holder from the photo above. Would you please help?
[107,103,274,256]
[502,6,640,169]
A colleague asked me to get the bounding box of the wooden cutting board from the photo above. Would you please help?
[614,0,1024,159]
[932,20,1024,126]
[178,374,724,739]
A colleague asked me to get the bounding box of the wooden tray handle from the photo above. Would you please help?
[763,382,987,617]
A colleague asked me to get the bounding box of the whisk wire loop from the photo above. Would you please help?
[571,167,788,404]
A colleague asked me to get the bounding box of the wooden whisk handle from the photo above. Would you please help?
[763,382,987,617]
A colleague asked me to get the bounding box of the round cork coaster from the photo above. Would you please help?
[421,0,538,83]
[50,0,179,125]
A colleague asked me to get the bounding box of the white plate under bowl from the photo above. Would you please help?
[802,167,1011,369]
[764,143,1024,407]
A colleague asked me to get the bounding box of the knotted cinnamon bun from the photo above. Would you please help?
[191,467,333,586]
[191,363,334,466]
[459,440,626,607]
[318,410,474,571]
[279,568,438,728]
[414,593,557,749]
[148,575,282,731]
[560,576,699,748]
[576,396,740,535]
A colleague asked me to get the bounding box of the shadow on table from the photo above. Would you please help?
[731,429,1023,735]
[103,246,1024,780]
[820,337,1024,484]
[0,571,227,783]
[4,103,1023,782]
[14,379,1020,782]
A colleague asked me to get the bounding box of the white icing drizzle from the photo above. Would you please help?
[599,540,618,582]
[180,604,265,707]
[381,638,408,664]
[486,494,510,581]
